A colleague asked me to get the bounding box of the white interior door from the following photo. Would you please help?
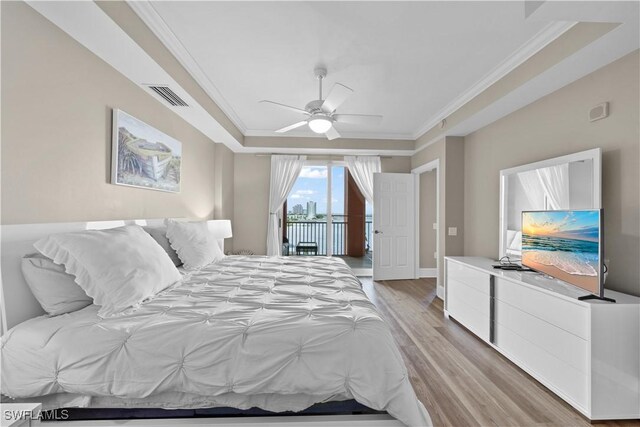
[373,173,416,280]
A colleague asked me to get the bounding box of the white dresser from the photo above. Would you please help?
[444,256,640,420]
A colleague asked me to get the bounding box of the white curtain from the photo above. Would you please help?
[537,164,570,210]
[517,170,546,209]
[345,156,381,203]
[267,155,306,256]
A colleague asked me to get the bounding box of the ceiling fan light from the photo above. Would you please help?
[308,117,332,134]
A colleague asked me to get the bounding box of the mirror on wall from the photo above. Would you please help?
[499,148,602,259]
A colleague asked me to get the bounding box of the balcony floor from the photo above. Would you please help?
[337,254,372,270]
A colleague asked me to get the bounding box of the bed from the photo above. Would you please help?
[0,220,431,427]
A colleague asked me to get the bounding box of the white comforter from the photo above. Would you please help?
[1,256,431,426]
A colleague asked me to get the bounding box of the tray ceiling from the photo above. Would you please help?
[137,1,554,139]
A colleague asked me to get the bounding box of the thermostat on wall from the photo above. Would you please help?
[589,102,609,122]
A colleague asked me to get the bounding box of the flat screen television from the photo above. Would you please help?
[521,209,604,298]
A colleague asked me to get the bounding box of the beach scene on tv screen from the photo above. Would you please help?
[522,210,600,294]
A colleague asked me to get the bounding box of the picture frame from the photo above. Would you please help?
[111,109,182,193]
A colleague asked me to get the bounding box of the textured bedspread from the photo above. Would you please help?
[1,256,431,426]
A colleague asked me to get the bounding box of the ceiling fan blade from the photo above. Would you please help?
[260,100,309,115]
[325,126,341,141]
[333,114,383,125]
[321,83,353,113]
[275,121,308,133]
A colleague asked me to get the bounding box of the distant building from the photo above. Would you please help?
[306,201,317,220]
[291,204,304,215]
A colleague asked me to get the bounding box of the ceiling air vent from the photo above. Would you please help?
[146,85,189,107]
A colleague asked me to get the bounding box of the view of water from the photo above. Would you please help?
[522,234,599,276]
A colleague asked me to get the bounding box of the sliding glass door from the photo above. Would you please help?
[284,161,371,270]
[284,163,344,256]
[285,163,335,256]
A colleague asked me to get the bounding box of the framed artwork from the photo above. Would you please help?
[111,109,181,193]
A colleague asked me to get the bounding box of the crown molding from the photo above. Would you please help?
[244,129,415,141]
[411,20,576,141]
[234,145,415,157]
[32,0,630,159]
[129,1,575,144]
[128,0,248,134]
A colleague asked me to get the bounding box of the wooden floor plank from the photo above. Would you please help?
[362,277,640,427]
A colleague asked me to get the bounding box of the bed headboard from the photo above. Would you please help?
[0,219,230,333]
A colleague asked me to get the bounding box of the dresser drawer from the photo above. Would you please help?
[448,278,491,317]
[495,300,588,373]
[495,277,589,340]
[496,323,589,411]
[447,279,490,342]
[447,260,490,295]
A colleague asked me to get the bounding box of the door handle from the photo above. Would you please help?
[374,230,383,234]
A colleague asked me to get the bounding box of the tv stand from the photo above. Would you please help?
[444,256,640,421]
[578,294,616,303]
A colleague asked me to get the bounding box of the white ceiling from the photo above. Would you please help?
[28,1,637,154]
[141,1,556,139]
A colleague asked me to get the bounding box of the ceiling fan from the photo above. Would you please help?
[259,67,383,140]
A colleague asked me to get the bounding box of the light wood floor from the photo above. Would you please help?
[361,277,640,427]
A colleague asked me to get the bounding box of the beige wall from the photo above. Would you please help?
[232,155,412,255]
[445,137,465,257]
[412,139,446,284]
[411,137,465,285]
[381,156,412,173]
[464,50,639,295]
[411,137,445,171]
[214,143,235,251]
[420,170,437,269]
[1,2,217,224]
[233,155,271,255]
[214,144,235,221]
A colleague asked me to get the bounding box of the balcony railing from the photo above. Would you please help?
[285,218,373,256]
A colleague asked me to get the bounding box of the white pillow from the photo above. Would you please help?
[21,253,92,316]
[143,225,183,267]
[165,220,225,269]
[34,225,182,318]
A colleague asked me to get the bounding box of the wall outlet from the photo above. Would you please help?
[434,252,438,259]
[432,223,438,230]
[448,227,458,236]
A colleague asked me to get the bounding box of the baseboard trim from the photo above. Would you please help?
[436,285,444,300]
[419,268,437,278]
